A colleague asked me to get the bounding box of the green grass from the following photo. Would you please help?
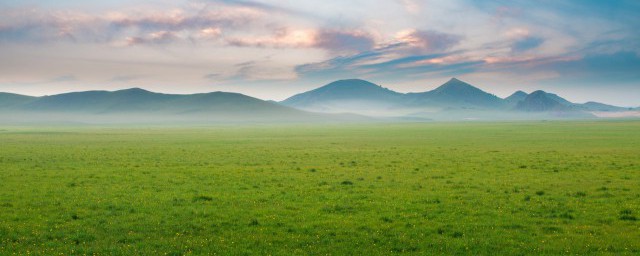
[1,121,639,255]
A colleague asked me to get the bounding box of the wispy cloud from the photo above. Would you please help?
[395,29,463,54]
[314,29,376,54]
[511,36,544,52]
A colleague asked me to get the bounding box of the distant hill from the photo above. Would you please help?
[282,78,507,115]
[577,101,630,112]
[281,79,404,114]
[405,78,505,109]
[280,78,632,120]
[22,88,175,113]
[515,91,570,112]
[0,93,36,108]
[0,88,366,124]
[1,78,634,122]
[21,88,299,115]
[505,91,528,107]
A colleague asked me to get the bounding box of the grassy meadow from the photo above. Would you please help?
[1,121,639,255]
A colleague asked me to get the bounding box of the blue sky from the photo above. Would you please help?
[0,0,639,106]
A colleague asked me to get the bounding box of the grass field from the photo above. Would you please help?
[1,121,639,255]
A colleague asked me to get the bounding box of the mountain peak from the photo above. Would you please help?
[323,79,381,89]
[529,90,547,95]
[516,90,568,112]
[505,90,529,105]
[280,79,403,109]
[433,78,485,95]
[407,78,504,109]
[115,87,153,94]
[506,90,528,98]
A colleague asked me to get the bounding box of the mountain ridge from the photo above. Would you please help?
[0,88,372,124]
[1,78,635,122]
[404,78,505,109]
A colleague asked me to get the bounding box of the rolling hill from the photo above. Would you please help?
[0,92,36,108]
[281,78,631,120]
[0,88,364,124]
[281,79,405,115]
[577,101,630,112]
[504,91,528,107]
[405,78,505,109]
[1,78,634,122]
[515,90,571,112]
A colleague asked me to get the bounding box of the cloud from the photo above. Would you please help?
[395,29,463,54]
[204,60,298,82]
[125,31,179,46]
[396,0,421,14]
[226,28,316,48]
[0,5,263,45]
[291,28,467,80]
[295,42,480,81]
[511,36,545,52]
[226,28,375,53]
[203,73,221,80]
[0,8,99,43]
[313,29,375,53]
[546,51,640,78]
[294,49,389,76]
[109,7,259,32]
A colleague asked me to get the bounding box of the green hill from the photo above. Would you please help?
[0,88,362,124]
[405,78,505,109]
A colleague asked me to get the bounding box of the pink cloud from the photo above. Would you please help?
[395,29,462,53]
[226,28,376,53]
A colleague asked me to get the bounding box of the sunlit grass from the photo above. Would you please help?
[1,121,639,254]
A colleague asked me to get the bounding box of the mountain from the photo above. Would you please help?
[282,78,507,115]
[2,78,633,123]
[281,79,405,115]
[515,90,572,112]
[280,78,632,120]
[0,92,36,108]
[541,91,573,106]
[504,91,528,107]
[0,88,364,124]
[577,101,630,112]
[510,90,628,113]
[22,88,175,113]
[406,78,505,109]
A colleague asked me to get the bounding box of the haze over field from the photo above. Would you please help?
[1,0,639,109]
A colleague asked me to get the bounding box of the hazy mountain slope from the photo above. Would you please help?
[577,101,630,112]
[18,88,302,115]
[514,91,596,118]
[169,91,309,115]
[0,93,37,108]
[279,78,630,119]
[405,78,505,109]
[1,88,368,124]
[281,79,405,115]
[283,79,403,105]
[515,91,572,112]
[1,78,632,122]
[504,91,528,107]
[543,92,573,106]
[22,88,179,113]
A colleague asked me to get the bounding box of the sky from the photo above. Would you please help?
[1,0,639,106]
